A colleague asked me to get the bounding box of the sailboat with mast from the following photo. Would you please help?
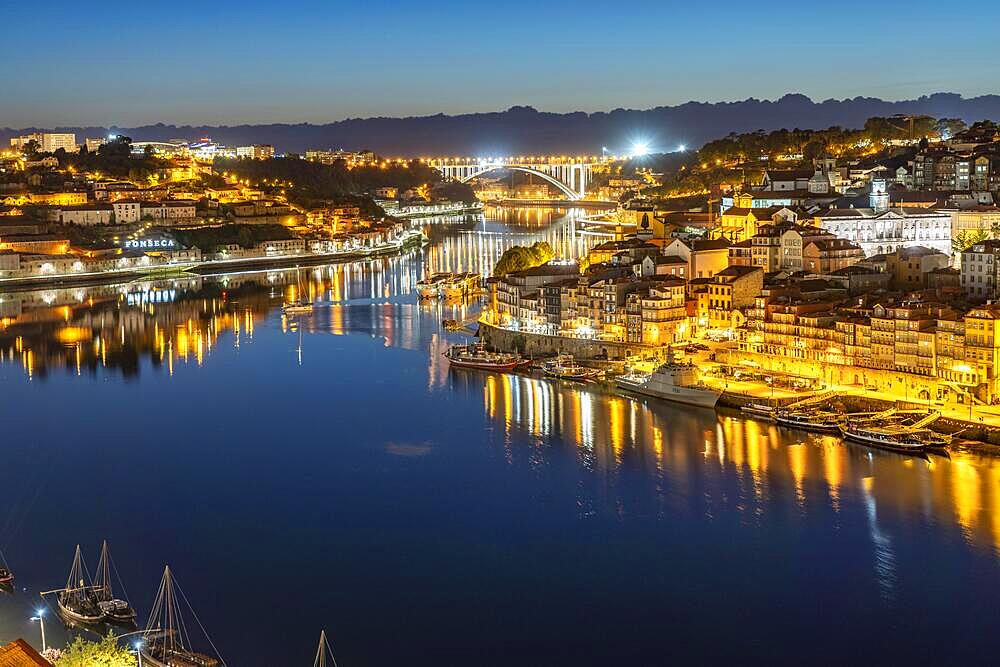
[55,545,104,625]
[283,267,314,316]
[312,630,338,667]
[141,565,224,667]
[92,540,137,626]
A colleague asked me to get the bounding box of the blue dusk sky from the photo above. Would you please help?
[3,0,1000,128]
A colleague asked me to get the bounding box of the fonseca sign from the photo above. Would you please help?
[122,236,177,250]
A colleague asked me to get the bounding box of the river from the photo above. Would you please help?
[1,205,1000,665]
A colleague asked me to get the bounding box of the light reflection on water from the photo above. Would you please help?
[2,206,1000,664]
[470,369,1000,557]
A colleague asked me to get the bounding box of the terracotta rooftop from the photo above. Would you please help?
[0,640,50,667]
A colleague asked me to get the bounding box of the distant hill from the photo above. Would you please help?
[4,93,999,156]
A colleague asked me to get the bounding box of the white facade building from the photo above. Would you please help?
[41,133,77,153]
[817,180,952,257]
[236,144,275,160]
[960,240,1000,300]
[59,205,114,225]
[113,201,142,224]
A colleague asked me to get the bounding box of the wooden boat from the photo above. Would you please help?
[775,409,842,434]
[93,540,137,626]
[56,545,105,625]
[741,403,776,420]
[444,344,523,372]
[140,566,222,667]
[542,354,601,381]
[840,422,950,453]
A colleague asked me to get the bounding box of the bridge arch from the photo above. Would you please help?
[455,165,582,200]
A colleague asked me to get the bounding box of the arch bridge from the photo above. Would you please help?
[427,156,605,200]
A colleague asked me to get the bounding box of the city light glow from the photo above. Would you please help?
[630,141,651,158]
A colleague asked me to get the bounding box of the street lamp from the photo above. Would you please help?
[29,608,46,652]
[134,639,145,666]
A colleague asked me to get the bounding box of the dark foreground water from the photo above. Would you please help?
[2,207,1000,665]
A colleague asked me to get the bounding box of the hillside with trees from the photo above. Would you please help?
[7,92,999,155]
[213,156,476,211]
[492,242,556,277]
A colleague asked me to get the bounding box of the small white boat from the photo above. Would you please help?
[283,267,313,315]
[282,303,314,316]
[416,272,451,299]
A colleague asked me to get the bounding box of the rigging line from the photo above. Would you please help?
[173,572,228,667]
[323,632,340,667]
[108,547,132,602]
[144,570,167,634]
[176,579,193,654]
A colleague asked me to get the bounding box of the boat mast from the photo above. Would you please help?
[94,540,112,599]
[145,565,185,653]
[165,566,178,652]
[312,630,338,667]
[64,545,91,602]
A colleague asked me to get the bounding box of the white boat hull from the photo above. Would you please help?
[617,377,721,408]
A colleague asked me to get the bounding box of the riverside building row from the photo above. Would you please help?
[487,206,1000,404]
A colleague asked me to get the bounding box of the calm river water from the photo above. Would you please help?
[1,206,1000,665]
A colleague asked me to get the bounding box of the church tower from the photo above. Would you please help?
[870,179,889,213]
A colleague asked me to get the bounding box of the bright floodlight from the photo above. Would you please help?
[630,141,651,157]
[35,608,45,617]
[677,144,687,152]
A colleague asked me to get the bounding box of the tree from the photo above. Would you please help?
[936,118,967,140]
[493,241,555,277]
[21,139,40,158]
[952,228,990,254]
[55,632,137,667]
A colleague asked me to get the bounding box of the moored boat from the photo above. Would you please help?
[542,354,601,381]
[282,303,314,316]
[93,540,137,626]
[444,344,523,372]
[440,272,481,299]
[775,409,842,433]
[282,267,314,316]
[415,272,451,299]
[741,403,776,420]
[616,352,721,408]
[840,422,950,453]
[140,566,223,667]
[55,545,105,625]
